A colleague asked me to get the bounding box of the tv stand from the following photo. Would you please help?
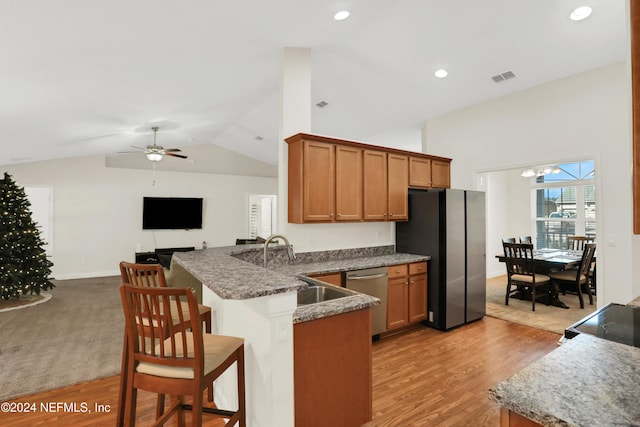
[135,246,195,265]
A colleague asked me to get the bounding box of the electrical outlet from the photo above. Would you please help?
[428,311,434,323]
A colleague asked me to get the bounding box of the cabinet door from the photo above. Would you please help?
[408,273,427,323]
[363,150,388,220]
[335,145,363,221]
[303,141,335,221]
[409,157,432,188]
[387,153,408,221]
[387,276,409,330]
[309,272,343,287]
[431,159,451,188]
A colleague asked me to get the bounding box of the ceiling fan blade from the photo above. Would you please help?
[129,145,146,151]
[164,148,182,152]
[165,153,188,159]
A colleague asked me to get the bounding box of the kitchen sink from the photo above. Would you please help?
[297,284,351,306]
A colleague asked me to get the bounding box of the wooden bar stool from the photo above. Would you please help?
[119,284,245,426]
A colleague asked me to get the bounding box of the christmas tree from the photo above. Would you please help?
[0,172,54,300]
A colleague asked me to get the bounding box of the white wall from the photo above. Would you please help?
[423,61,638,305]
[3,155,278,279]
[484,169,531,278]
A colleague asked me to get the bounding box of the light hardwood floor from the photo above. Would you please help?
[1,316,559,426]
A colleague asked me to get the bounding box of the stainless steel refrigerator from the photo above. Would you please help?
[396,189,486,331]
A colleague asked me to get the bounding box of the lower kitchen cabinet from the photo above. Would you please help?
[499,408,543,427]
[294,308,372,426]
[387,262,428,331]
[308,272,342,287]
[408,261,428,323]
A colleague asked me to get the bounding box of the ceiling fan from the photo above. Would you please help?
[127,126,188,162]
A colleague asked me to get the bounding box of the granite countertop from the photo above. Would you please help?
[172,244,429,323]
[488,334,640,426]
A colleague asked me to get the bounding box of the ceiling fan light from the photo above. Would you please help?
[146,152,163,162]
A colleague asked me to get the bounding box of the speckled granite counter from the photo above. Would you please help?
[172,244,429,323]
[629,296,640,308]
[489,334,640,426]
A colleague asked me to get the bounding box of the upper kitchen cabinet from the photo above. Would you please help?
[409,156,451,189]
[288,139,336,222]
[335,145,363,221]
[388,153,409,221]
[285,133,451,224]
[356,149,408,221]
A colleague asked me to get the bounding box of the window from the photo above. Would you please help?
[531,161,595,249]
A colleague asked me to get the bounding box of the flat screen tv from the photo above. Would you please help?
[142,197,203,230]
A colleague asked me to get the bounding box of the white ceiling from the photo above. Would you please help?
[0,0,628,173]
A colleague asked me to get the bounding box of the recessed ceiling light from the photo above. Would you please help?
[570,6,592,21]
[334,10,350,21]
[435,69,448,78]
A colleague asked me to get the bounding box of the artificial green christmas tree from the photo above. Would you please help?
[0,172,54,300]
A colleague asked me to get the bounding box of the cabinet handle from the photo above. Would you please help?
[389,213,393,217]
[410,280,415,284]
[329,213,334,217]
[337,213,341,217]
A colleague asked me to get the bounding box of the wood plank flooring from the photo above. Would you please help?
[1,316,559,427]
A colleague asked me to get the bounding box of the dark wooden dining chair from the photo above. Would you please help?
[519,236,532,244]
[119,284,245,427]
[549,243,596,309]
[502,242,551,311]
[567,236,594,251]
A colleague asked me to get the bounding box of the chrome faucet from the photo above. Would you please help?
[263,234,296,268]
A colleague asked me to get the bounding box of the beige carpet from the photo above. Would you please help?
[0,276,123,401]
[486,275,597,335]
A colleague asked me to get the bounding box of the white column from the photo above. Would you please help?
[278,47,312,234]
[202,287,297,427]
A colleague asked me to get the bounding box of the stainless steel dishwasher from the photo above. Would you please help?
[345,267,388,336]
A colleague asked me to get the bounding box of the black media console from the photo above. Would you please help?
[134,247,195,267]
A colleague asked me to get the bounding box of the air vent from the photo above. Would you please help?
[316,101,328,108]
[491,70,516,83]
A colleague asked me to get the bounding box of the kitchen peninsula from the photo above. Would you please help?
[172,244,427,427]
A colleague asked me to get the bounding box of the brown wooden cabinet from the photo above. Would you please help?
[288,137,362,223]
[387,153,408,220]
[431,159,451,188]
[409,156,451,189]
[386,264,409,330]
[288,139,335,222]
[308,272,342,287]
[408,262,428,323]
[363,150,408,221]
[499,408,543,427]
[363,149,388,221]
[335,145,363,221]
[286,133,451,224]
[387,262,428,331]
[294,308,372,426]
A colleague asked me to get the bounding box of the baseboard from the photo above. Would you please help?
[52,270,120,280]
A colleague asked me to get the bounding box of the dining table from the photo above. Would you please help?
[495,248,589,309]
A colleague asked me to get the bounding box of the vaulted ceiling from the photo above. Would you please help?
[0,0,627,174]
